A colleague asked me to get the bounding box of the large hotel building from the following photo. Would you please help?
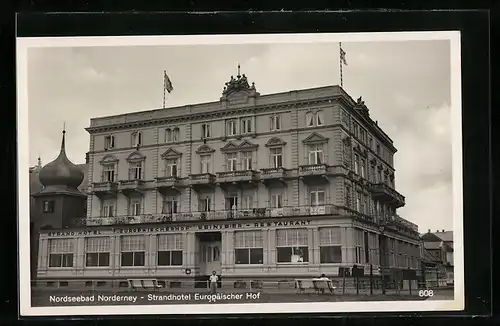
[31,71,421,287]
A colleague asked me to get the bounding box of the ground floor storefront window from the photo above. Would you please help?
[157,234,183,266]
[121,235,145,266]
[234,231,263,264]
[276,229,308,263]
[319,227,342,263]
[48,238,74,267]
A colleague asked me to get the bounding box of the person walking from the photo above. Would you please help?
[209,271,219,294]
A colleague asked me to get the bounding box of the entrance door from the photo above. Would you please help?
[199,242,221,275]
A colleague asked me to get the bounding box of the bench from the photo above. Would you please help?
[127,279,163,292]
[295,278,336,295]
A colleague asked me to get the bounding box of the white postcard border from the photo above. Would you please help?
[17,31,464,316]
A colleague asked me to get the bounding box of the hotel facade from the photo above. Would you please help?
[33,72,421,287]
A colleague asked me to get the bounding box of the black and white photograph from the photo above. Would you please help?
[17,31,463,316]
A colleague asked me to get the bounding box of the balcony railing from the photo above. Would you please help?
[260,167,287,182]
[91,181,119,193]
[71,204,347,226]
[189,173,216,185]
[155,175,182,189]
[369,182,405,207]
[216,170,258,183]
[298,164,329,182]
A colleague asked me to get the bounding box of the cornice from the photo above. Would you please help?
[86,96,339,134]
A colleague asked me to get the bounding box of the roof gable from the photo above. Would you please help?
[302,132,328,144]
[161,148,182,159]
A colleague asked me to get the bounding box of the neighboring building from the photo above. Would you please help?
[34,70,421,288]
[420,229,454,286]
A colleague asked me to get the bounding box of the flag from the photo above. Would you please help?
[164,71,173,93]
[340,46,348,66]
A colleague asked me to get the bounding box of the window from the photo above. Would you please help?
[104,135,115,150]
[320,228,342,263]
[370,165,376,182]
[225,196,238,210]
[242,195,253,209]
[277,229,308,263]
[85,237,110,267]
[48,239,74,268]
[199,196,212,212]
[353,123,359,138]
[270,147,283,168]
[354,154,359,174]
[364,195,369,215]
[310,190,325,206]
[102,200,115,217]
[356,192,361,212]
[306,112,314,127]
[130,198,141,216]
[120,236,145,267]
[157,234,183,266]
[363,232,370,263]
[271,193,283,208]
[368,137,373,149]
[308,144,324,165]
[102,164,115,182]
[166,128,179,143]
[162,198,178,214]
[129,162,142,180]
[200,155,211,173]
[316,111,324,126]
[360,129,366,143]
[131,132,142,147]
[226,152,238,171]
[43,201,54,213]
[354,230,363,264]
[166,159,178,177]
[270,115,281,131]
[376,143,381,155]
[235,231,263,264]
[241,118,252,134]
[377,169,382,184]
[202,123,211,138]
[241,151,252,170]
[227,120,237,136]
[345,185,351,208]
[360,158,366,178]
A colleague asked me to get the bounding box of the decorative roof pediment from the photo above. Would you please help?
[161,148,182,159]
[127,151,145,162]
[238,140,259,151]
[342,136,352,145]
[302,132,329,144]
[220,141,239,153]
[196,144,215,154]
[265,137,287,147]
[100,154,119,164]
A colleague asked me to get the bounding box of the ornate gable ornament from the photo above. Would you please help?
[265,137,287,147]
[196,144,215,154]
[221,65,259,101]
[342,136,352,146]
[100,154,119,164]
[126,151,146,162]
[355,96,370,118]
[238,140,259,151]
[161,148,182,159]
[220,141,239,153]
[302,132,329,144]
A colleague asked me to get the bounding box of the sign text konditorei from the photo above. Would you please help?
[45,220,312,237]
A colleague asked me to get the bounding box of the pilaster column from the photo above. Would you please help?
[109,235,116,276]
[114,235,121,271]
[262,229,269,266]
[75,237,85,271]
[344,227,355,265]
[148,234,156,269]
[224,231,235,267]
[185,232,196,267]
[311,227,320,264]
[39,238,48,270]
[268,229,276,265]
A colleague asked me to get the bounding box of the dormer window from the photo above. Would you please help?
[43,200,55,213]
[104,135,115,150]
[270,115,281,131]
[241,118,252,134]
[227,120,237,136]
[131,131,142,147]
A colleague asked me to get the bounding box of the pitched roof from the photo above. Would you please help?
[433,231,453,242]
[421,232,442,242]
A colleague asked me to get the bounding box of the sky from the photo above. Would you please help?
[26,37,454,233]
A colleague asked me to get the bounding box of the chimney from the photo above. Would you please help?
[427,229,430,233]
[85,152,89,164]
[442,229,445,232]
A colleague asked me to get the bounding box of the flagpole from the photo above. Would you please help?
[339,42,344,88]
[163,70,166,109]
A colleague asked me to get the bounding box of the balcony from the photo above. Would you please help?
[298,164,329,184]
[118,179,146,196]
[188,173,216,191]
[260,167,287,187]
[75,205,344,226]
[155,176,182,194]
[369,182,405,208]
[91,181,119,197]
[216,170,259,189]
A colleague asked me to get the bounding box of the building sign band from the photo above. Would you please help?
[46,219,313,237]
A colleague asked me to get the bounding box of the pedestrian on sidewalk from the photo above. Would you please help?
[209,271,218,294]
